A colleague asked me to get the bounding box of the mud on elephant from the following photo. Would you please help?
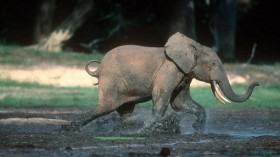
[61,32,259,133]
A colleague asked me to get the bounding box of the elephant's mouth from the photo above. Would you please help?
[210,81,231,104]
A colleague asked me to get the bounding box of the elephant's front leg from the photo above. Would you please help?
[140,87,172,134]
[171,88,207,133]
[152,88,171,117]
[140,60,185,134]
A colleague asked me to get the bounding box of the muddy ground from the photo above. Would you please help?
[0,107,280,157]
[1,48,280,156]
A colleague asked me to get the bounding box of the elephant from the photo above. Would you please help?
[61,32,259,133]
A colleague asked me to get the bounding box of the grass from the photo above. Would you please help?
[0,80,98,107]
[0,45,104,67]
[94,136,145,141]
[0,79,279,109]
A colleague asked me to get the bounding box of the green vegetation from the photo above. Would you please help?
[0,79,98,107]
[0,45,104,67]
[94,136,145,141]
[0,79,279,109]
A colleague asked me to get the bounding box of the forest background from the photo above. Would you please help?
[0,0,279,61]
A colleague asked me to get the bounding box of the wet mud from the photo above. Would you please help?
[0,107,280,156]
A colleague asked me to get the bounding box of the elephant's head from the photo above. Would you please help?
[165,32,259,104]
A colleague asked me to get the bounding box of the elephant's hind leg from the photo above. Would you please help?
[115,103,144,131]
[116,102,136,120]
[60,105,116,132]
[61,86,140,132]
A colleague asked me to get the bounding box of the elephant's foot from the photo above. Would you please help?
[114,117,144,133]
[139,121,156,134]
[60,121,82,132]
[140,113,181,135]
[192,107,206,133]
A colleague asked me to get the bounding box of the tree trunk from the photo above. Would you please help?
[169,0,196,39]
[34,0,55,44]
[38,0,93,52]
[210,0,237,60]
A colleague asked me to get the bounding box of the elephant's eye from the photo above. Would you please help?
[211,62,217,66]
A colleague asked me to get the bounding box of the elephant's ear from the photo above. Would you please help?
[165,32,196,74]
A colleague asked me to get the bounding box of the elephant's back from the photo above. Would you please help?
[101,45,165,69]
[104,45,165,59]
[98,45,166,92]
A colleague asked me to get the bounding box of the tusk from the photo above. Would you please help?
[211,81,225,104]
[211,81,231,104]
[214,83,231,104]
[214,90,226,104]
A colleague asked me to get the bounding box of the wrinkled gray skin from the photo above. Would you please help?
[61,32,259,133]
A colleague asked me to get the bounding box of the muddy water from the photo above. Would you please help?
[181,109,280,137]
[0,107,280,156]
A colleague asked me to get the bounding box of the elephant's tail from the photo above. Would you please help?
[85,60,100,85]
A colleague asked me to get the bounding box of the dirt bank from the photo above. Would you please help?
[1,63,279,87]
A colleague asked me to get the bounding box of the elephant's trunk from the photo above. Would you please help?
[211,72,259,104]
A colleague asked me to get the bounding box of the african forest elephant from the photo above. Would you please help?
[61,32,259,132]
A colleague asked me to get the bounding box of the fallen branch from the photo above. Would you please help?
[246,43,257,64]
[241,43,257,68]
